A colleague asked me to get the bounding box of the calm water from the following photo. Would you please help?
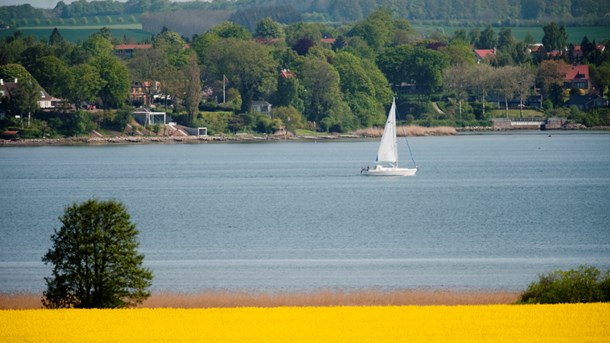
[1,132,609,293]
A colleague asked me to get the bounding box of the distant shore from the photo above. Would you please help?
[0,289,520,309]
[0,125,457,147]
[2,125,608,147]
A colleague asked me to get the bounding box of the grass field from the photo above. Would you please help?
[0,26,152,43]
[1,303,608,342]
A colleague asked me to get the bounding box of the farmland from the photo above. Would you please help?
[1,303,608,342]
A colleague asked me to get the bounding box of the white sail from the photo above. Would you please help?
[362,97,417,176]
[376,99,398,164]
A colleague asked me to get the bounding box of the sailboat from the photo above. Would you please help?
[362,98,417,176]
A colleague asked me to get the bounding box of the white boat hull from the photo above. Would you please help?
[363,166,417,176]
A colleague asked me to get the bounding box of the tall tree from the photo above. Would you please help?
[66,64,104,109]
[28,56,69,98]
[477,26,497,49]
[92,54,130,109]
[184,54,202,125]
[48,28,64,45]
[542,22,568,52]
[254,17,284,39]
[537,60,570,107]
[443,64,474,120]
[203,39,278,113]
[42,199,152,309]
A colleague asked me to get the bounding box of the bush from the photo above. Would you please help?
[519,265,610,304]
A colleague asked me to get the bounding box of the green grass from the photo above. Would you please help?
[0,27,152,43]
[294,129,331,136]
[489,108,546,118]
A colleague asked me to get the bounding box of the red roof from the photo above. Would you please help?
[321,37,336,44]
[474,49,495,60]
[114,44,153,50]
[566,65,589,81]
[280,69,294,79]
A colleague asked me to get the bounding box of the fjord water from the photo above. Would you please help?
[1,132,609,293]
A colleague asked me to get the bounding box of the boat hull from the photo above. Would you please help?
[363,166,417,176]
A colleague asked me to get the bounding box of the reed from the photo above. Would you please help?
[0,289,519,309]
[353,125,456,137]
[139,289,519,308]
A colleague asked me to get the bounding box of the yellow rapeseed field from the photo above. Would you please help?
[1,303,608,342]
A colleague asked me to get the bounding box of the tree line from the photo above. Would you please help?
[1,11,610,139]
[2,0,609,26]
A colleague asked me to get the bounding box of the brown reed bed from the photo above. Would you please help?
[0,289,520,309]
[353,125,456,137]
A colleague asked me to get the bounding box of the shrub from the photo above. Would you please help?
[519,265,610,304]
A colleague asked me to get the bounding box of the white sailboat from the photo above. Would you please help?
[362,98,417,176]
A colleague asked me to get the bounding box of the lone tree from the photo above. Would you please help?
[42,199,152,308]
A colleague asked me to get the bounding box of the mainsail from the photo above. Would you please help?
[376,99,398,165]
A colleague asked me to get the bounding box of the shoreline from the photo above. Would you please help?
[0,125,458,147]
[2,126,609,147]
[0,289,521,309]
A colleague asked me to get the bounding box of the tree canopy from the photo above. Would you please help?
[42,199,152,309]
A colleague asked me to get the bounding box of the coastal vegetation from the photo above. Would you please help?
[0,1,609,141]
[519,265,610,304]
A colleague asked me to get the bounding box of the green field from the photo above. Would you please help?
[413,25,610,44]
[0,25,152,43]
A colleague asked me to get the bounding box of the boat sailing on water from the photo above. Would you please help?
[361,98,418,176]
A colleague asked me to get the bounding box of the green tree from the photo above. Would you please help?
[208,21,252,40]
[66,64,104,109]
[542,22,568,51]
[477,26,497,49]
[7,78,40,120]
[203,39,278,113]
[255,17,284,39]
[590,62,610,98]
[92,54,130,109]
[333,51,391,127]
[42,199,152,309]
[184,54,202,125]
[153,29,189,68]
[81,33,114,59]
[48,28,64,45]
[519,265,610,304]
[28,56,69,98]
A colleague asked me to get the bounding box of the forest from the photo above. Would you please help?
[0,8,609,139]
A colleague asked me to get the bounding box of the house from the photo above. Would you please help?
[129,81,161,106]
[0,78,57,110]
[113,44,153,58]
[251,100,272,115]
[564,65,589,92]
[568,94,608,111]
[474,48,495,63]
[280,69,295,79]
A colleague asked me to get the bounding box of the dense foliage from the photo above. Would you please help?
[0,7,609,138]
[519,265,610,304]
[42,199,152,309]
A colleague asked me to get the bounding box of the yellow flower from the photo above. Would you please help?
[1,303,608,342]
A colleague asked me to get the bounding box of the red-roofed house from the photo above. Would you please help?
[564,65,589,92]
[474,49,495,63]
[280,69,294,79]
[320,37,336,45]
